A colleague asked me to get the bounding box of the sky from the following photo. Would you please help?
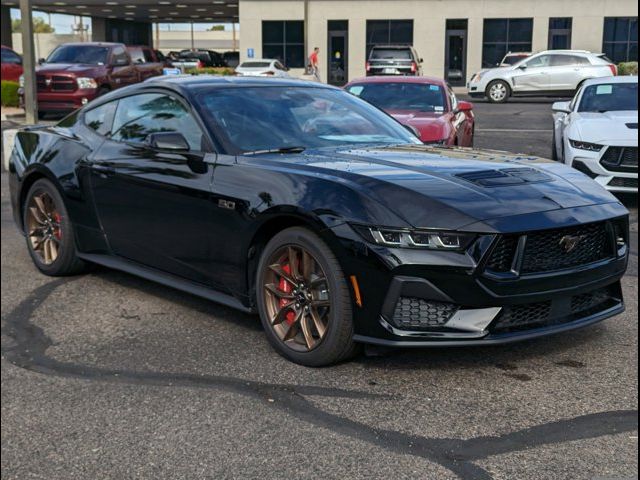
[9,8,235,34]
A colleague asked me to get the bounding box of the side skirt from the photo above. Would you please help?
[78,253,254,314]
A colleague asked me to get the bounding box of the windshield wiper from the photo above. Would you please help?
[243,146,306,155]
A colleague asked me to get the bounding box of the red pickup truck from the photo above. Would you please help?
[19,42,165,116]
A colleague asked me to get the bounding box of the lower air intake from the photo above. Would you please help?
[392,297,458,330]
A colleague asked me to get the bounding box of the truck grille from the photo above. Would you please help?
[36,75,77,92]
[491,284,620,333]
[486,222,614,275]
[600,147,638,172]
[391,297,458,330]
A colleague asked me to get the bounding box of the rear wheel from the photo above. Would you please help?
[486,80,510,103]
[256,227,357,366]
[23,179,85,276]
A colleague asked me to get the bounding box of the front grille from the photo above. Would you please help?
[486,222,614,275]
[35,75,77,92]
[392,297,458,330]
[601,147,638,172]
[608,177,638,189]
[491,285,620,333]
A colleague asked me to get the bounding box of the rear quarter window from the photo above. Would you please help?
[84,101,118,136]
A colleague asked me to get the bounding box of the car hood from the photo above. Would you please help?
[36,63,104,75]
[259,145,621,230]
[385,110,451,142]
[571,111,639,143]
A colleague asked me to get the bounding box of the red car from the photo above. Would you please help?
[345,76,475,146]
[1,45,23,82]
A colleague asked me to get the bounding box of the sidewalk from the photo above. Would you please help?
[0,106,25,121]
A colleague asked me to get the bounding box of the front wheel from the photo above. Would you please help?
[486,80,510,103]
[256,227,357,366]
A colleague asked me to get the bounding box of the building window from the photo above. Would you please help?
[262,21,305,68]
[603,17,638,63]
[366,20,413,57]
[549,18,572,50]
[482,18,533,68]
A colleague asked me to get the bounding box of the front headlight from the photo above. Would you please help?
[76,77,98,89]
[569,139,603,152]
[353,225,476,251]
[19,74,24,88]
[470,71,485,83]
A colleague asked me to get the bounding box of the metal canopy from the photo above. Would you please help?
[0,0,239,23]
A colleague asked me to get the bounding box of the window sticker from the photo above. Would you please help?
[429,85,440,91]
[348,86,364,96]
[596,85,613,95]
[435,106,445,112]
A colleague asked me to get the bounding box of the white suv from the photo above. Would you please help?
[468,50,618,103]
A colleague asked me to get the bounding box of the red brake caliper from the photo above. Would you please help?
[53,213,62,240]
[279,264,297,325]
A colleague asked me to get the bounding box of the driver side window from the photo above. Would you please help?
[110,93,206,151]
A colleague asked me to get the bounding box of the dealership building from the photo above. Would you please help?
[239,0,638,85]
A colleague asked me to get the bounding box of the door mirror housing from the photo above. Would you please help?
[457,100,474,112]
[146,132,190,151]
[552,101,572,114]
[38,58,45,65]
[518,64,528,70]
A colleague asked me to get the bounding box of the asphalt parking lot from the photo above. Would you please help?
[1,98,638,480]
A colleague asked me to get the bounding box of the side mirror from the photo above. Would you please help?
[419,58,424,63]
[38,58,45,65]
[552,101,572,114]
[403,123,421,138]
[457,100,474,112]
[112,58,129,67]
[518,64,528,70]
[146,132,190,151]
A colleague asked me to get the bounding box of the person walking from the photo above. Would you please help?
[308,47,321,82]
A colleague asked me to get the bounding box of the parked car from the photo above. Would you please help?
[8,76,629,366]
[235,59,291,77]
[19,42,163,116]
[552,76,638,193]
[345,76,475,146]
[223,51,240,68]
[366,45,423,76]
[171,49,226,70]
[1,45,23,82]
[499,52,531,67]
[468,50,618,103]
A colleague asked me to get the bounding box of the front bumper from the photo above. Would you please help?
[19,88,99,113]
[330,206,629,347]
[566,145,638,193]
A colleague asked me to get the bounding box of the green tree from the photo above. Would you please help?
[11,17,55,34]
[207,25,225,31]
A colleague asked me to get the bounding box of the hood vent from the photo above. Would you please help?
[456,168,552,187]
[626,123,638,129]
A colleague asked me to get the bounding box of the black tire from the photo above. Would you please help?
[256,227,358,366]
[486,80,510,103]
[23,178,85,276]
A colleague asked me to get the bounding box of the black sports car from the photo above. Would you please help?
[8,77,629,366]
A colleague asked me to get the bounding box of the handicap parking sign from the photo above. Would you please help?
[247,48,255,58]
[163,68,182,76]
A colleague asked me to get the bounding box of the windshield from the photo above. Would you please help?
[370,48,412,60]
[196,86,419,153]
[239,62,271,68]
[502,55,528,65]
[347,82,447,113]
[579,82,638,112]
[47,45,110,65]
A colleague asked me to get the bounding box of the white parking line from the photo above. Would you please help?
[476,128,553,133]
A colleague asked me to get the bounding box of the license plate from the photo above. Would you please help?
[383,68,397,74]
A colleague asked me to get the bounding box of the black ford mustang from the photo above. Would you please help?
[8,76,629,366]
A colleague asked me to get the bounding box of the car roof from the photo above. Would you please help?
[54,42,122,47]
[239,59,277,63]
[536,49,592,55]
[582,76,638,86]
[143,75,331,90]
[346,75,446,86]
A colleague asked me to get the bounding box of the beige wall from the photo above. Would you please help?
[239,0,638,82]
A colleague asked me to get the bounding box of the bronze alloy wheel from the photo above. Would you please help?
[263,245,331,352]
[26,191,62,265]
